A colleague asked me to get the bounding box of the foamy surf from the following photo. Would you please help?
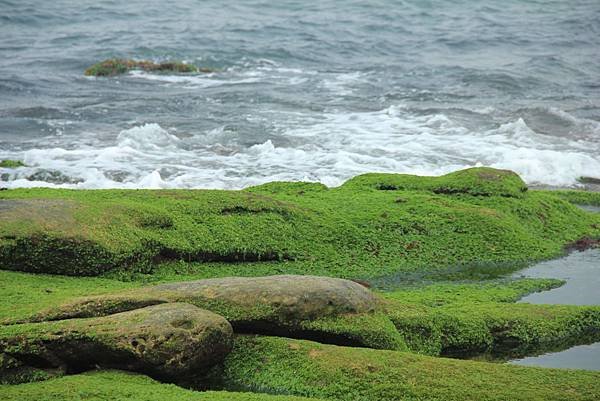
[2,105,599,190]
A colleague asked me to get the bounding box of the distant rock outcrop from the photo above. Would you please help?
[84,58,215,76]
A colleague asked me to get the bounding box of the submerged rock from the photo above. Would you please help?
[1,303,233,383]
[26,169,83,185]
[84,59,215,77]
[578,176,600,185]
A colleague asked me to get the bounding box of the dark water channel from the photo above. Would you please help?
[509,248,600,370]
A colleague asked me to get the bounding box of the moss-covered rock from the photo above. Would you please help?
[343,166,528,198]
[16,275,405,350]
[382,279,600,358]
[0,168,598,279]
[0,303,233,383]
[0,160,26,168]
[84,59,214,77]
[214,335,600,401]
[554,189,600,207]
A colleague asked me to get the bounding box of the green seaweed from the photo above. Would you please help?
[215,335,600,401]
[382,279,600,357]
[1,168,598,280]
[0,160,26,168]
[84,58,213,77]
[1,370,322,401]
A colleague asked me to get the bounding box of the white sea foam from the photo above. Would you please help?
[129,71,262,88]
[2,107,599,189]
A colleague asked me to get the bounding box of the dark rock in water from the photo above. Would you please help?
[27,169,83,185]
[19,275,405,351]
[0,303,233,383]
[578,176,600,185]
[84,59,215,77]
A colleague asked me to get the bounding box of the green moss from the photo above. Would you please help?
[1,370,322,401]
[84,59,213,77]
[0,270,137,323]
[0,160,26,168]
[342,167,527,197]
[300,312,407,351]
[216,335,600,401]
[382,279,600,357]
[552,190,600,207]
[1,168,598,280]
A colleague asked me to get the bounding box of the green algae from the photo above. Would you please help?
[553,190,600,207]
[0,160,26,168]
[4,269,598,362]
[214,335,600,401]
[2,167,600,399]
[382,279,600,358]
[343,166,528,197]
[0,270,137,323]
[1,370,323,401]
[1,168,598,279]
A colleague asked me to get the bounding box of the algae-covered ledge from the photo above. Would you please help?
[2,167,600,400]
[0,167,598,280]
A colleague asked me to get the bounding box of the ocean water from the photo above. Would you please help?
[1,0,599,189]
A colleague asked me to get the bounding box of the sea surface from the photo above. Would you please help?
[1,0,599,189]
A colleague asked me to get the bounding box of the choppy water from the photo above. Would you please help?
[1,0,599,189]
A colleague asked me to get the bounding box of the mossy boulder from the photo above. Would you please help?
[0,303,233,383]
[344,167,527,198]
[0,160,26,169]
[152,275,378,321]
[18,275,405,350]
[84,59,214,77]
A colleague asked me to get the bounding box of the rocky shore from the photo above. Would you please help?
[2,167,600,400]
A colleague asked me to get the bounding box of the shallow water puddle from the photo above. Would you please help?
[510,342,600,371]
[509,248,600,370]
[514,249,600,306]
